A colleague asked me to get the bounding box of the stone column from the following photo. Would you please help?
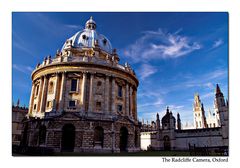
[59,72,66,111]
[134,89,137,120]
[111,123,115,152]
[125,83,129,116]
[37,78,44,112]
[40,75,49,113]
[129,86,133,118]
[88,73,94,112]
[53,73,60,111]
[104,75,110,113]
[111,77,115,114]
[28,82,35,115]
[81,72,87,112]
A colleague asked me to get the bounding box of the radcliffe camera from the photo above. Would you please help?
[12,12,228,156]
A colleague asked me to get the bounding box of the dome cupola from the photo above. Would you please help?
[61,17,113,54]
[85,16,96,30]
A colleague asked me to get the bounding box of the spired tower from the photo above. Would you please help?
[193,94,207,128]
[24,17,140,153]
[214,84,228,126]
[177,113,181,130]
[214,84,229,144]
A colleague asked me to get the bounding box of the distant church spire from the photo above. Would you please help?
[193,93,207,128]
[177,113,181,130]
[215,84,223,97]
[17,98,20,107]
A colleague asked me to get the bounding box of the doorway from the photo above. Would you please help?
[120,127,128,152]
[163,135,171,150]
[61,124,75,152]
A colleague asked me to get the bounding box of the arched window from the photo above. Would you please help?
[48,81,54,94]
[94,126,104,148]
[39,125,46,145]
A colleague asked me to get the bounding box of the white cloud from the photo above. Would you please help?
[124,28,201,62]
[168,104,184,111]
[13,64,33,74]
[138,98,164,108]
[138,64,158,80]
[64,24,82,29]
[212,39,224,48]
[201,92,213,100]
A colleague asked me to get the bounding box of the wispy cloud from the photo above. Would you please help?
[168,104,184,111]
[13,64,33,74]
[138,64,158,80]
[124,28,201,63]
[201,92,214,100]
[183,69,227,89]
[64,24,82,29]
[212,39,224,49]
[12,31,36,57]
[24,13,82,37]
[138,98,164,108]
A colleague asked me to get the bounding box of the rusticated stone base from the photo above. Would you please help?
[21,112,141,154]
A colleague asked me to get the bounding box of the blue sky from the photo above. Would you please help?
[12,12,228,125]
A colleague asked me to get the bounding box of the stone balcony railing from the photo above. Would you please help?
[35,55,136,76]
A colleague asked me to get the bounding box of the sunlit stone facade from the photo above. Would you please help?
[23,17,140,153]
[140,85,228,153]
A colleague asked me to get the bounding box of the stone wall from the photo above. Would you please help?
[24,116,140,153]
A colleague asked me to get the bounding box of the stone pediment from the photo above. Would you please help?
[55,112,81,121]
[115,115,135,125]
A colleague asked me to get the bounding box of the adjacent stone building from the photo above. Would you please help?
[140,84,229,151]
[12,100,28,145]
[22,17,140,153]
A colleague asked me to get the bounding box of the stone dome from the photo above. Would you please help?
[161,107,176,124]
[62,17,113,54]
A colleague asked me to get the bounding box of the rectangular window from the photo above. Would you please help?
[34,104,37,110]
[47,101,52,109]
[69,100,76,107]
[35,85,39,96]
[117,104,122,112]
[118,85,122,97]
[70,79,78,92]
[96,102,101,111]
